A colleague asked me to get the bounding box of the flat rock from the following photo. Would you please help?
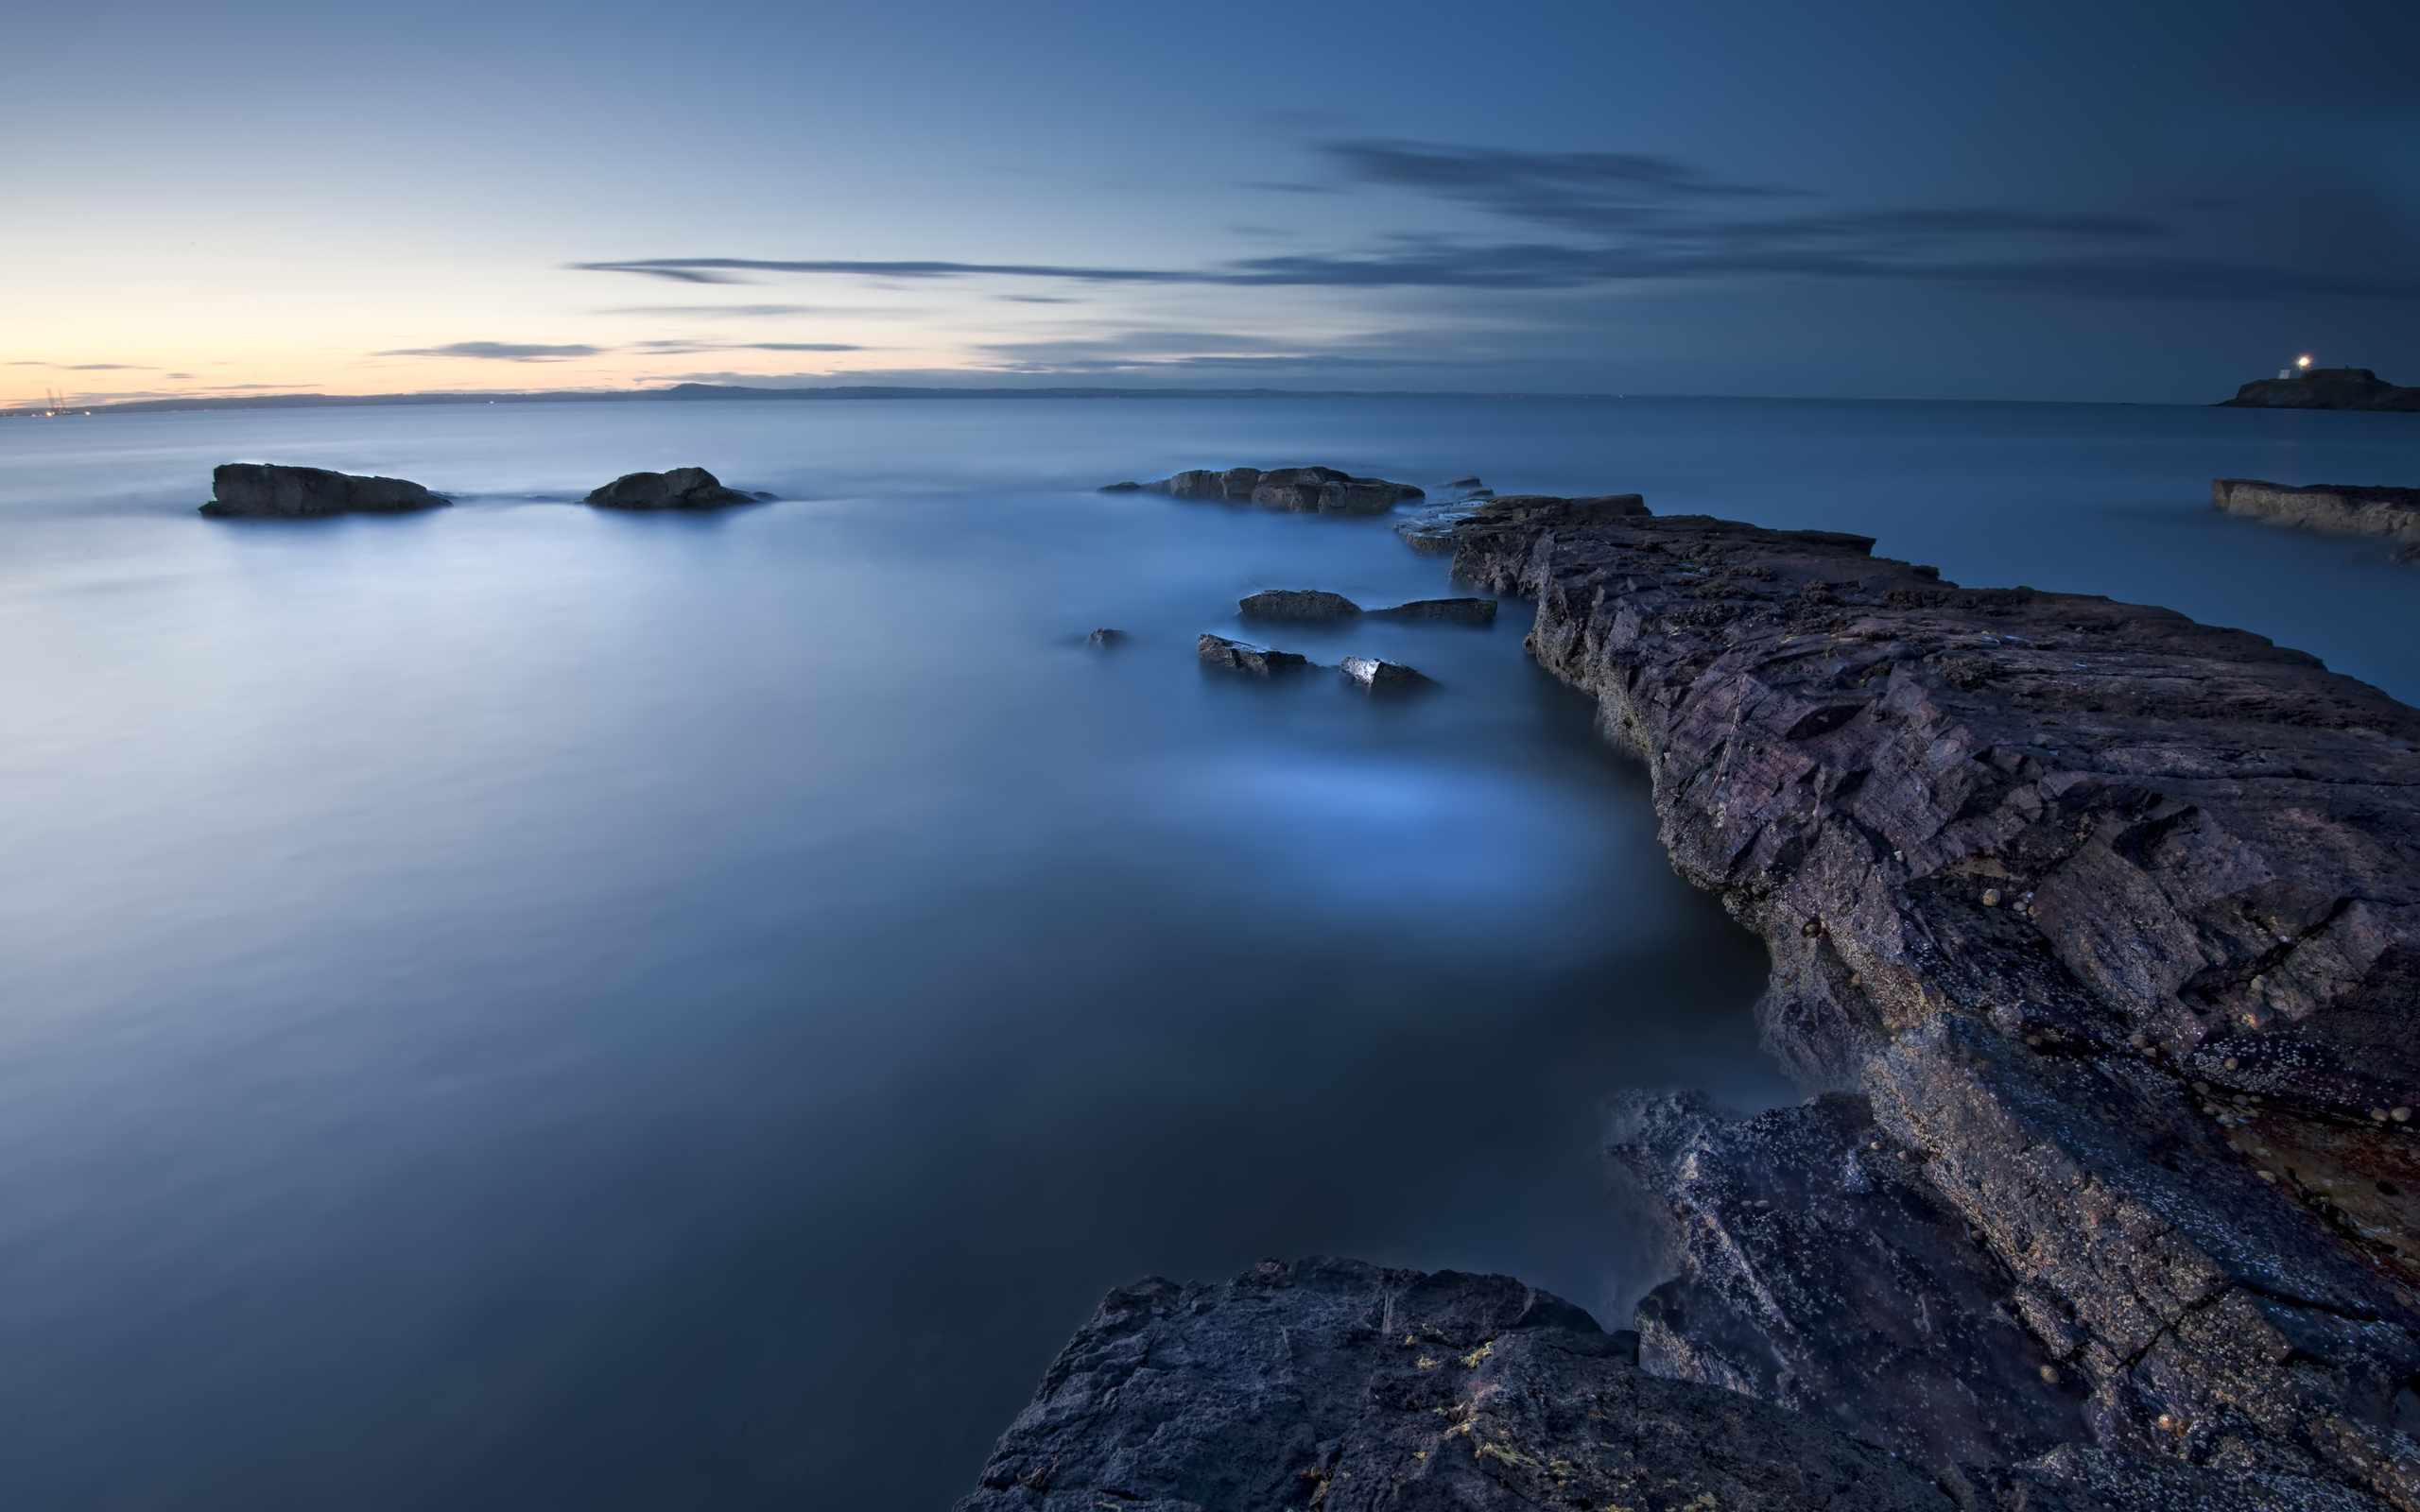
[1340,657,1428,692]
[956,1257,1950,1512]
[1238,589,1362,619]
[1443,502,2420,1505]
[1369,597,1497,626]
[1197,634,1308,676]
[1116,465,1426,514]
[2214,478,2420,552]
[200,463,446,518]
[583,466,758,510]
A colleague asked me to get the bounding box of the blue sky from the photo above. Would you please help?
[6,0,2416,403]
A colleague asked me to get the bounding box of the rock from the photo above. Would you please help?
[1340,657,1428,692]
[2214,478,2420,551]
[1442,504,2420,1505]
[1116,465,1426,514]
[2218,368,2420,412]
[1237,589,1361,620]
[1098,481,1145,492]
[1084,628,1131,648]
[1396,491,1648,553]
[199,463,446,518]
[955,1257,1950,1512]
[1446,475,1484,490]
[1368,597,1498,626]
[582,467,758,510]
[1196,634,1308,676]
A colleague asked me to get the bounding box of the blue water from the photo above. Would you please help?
[0,396,2413,1510]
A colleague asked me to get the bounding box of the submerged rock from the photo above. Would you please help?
[956,1257,1948,1512]
[1340,656,1427,691]
[1442,503,2420,1505]
[1196,634,1307,676]
[1237,588,1361,620]
[583,467,759,510]
[1115,465,1425,514]
[1369,596,1497,626]
[1083,628,1130,648]
[2214,477,2420,555]
[200,463,446,518]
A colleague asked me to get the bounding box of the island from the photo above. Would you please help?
[2218,367,2420,412]
[970,491,2420,1512]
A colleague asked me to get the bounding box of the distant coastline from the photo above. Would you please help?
[0,384,1493,419]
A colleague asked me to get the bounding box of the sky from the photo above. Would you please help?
[5,0,2417,405]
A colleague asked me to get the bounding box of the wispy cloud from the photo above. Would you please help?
[7,361,150,369]
[571,139,2420,302]
[380,341,605,360]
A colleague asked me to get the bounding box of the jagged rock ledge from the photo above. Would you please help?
[2215,478,2420,558]
[1439,494,2420,1508]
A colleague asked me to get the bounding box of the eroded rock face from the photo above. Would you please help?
[2214,479,2420,555]
[956,1257,1950,1512]
[1443,497,2420,1506]
[201,463,445,517]
[583,467,759,510]
[1115,466,1426,514]
[1197,633,1308,675]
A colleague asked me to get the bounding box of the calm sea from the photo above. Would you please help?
[1,396,2413,1510]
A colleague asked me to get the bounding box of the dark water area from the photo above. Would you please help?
[0,396,2413,1510]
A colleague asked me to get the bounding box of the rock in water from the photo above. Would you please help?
[1196,634,1307,676]
[1237,589,1362,620]
[200,463,446,518]
[956,1257,1949,1512]
[1368,597,1497,626]
[1340,656,1428,692]
[1083,628,1130,648]
[2218,368,2420,412]
[1112,465,1426,514]
[1441,498,2420,1505]
[583,467,758,510]
[2213,477,2420,553]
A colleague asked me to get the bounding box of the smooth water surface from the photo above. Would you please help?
[0,396,2414,1510]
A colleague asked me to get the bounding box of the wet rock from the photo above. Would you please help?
[1444,504,2420,1505]
[1368,597,1498,626]
[1197,634,1307,676]
[2214,478,2420,552]
[955,1257,1949,1512]
[1446,475,1484,490]
[1084,628,1130,648]
[200,463,446,518]
[1115,465,1425,514]
[1237,589,1361,620]
[583,466,758,510]
[1340,657,1428,692]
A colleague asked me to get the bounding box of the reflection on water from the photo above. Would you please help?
[0,396,2412,1510]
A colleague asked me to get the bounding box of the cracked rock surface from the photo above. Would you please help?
[1440,496,2420,1508]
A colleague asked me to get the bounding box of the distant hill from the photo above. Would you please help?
[2219,367,2420,412]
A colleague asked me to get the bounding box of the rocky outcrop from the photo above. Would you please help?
[2219,369,2420,413]
[2214,479,2420,557]
[1240,589,1363,620]
[956,1257,1952,1512]
[1341,657,1428,692]
[1198,634,1308,675]
[1399,493,1648,552]
[1106,466,1426,514]
[583,467,763,510]
[200,463,446,517]
[1438,495,2420,1507]
[1371,597,1497,626]
[1085,628,1131,649]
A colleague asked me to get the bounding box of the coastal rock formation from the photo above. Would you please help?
[2214,478,2420,557]
[1371,597,1497,626]
[1398,493,1648,552]
[1239,589,1362,620]
[200,463,446,517]
[583,467,761,510]
[2219,369,2420,413]
[1341,656,1428,692]
[1197,634,1308,676]
[1104,466,1426,514]
[955,1257,1950,1512]
[1084,628,1130,648]
[1439,495,2420,1507]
